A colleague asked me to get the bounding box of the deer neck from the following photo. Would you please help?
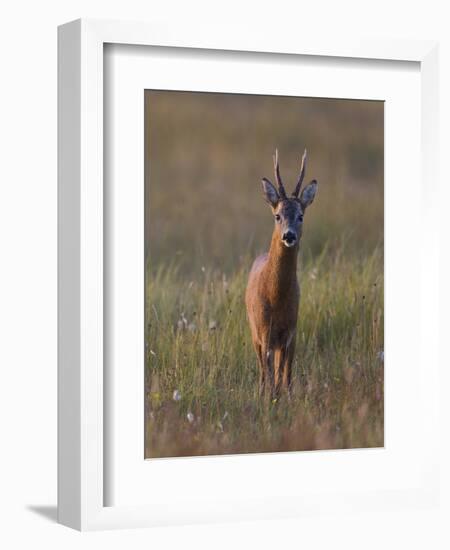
[264,230,299,299]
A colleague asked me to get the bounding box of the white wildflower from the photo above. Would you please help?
[177,312,188,331]
[186,412,194,423]
[172,390,181,402]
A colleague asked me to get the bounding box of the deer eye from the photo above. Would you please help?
[298,214,304,222]
[275,214,281,222]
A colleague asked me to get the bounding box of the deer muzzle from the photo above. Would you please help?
[282,230,297,247]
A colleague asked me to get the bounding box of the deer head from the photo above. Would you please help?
[261,149,318,248]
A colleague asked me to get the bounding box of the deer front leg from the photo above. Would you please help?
[273,348,285,399]
[282,335,296,395]
[261,343,275,399]
[253,342,266,397]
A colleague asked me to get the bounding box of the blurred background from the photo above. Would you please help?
[145,91,384,275]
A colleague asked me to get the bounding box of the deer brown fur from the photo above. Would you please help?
[245,149,318,397]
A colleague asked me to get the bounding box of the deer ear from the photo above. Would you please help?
[300,180,318,209]
[262,178,279,207]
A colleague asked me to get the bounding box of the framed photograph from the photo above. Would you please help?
[58,19,439,530]
[143,90,384,459]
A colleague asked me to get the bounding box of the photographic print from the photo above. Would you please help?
[144,91,384,458]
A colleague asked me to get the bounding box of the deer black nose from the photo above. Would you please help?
[282,230,296,244]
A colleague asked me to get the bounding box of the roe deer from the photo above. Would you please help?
[245,149,318,398]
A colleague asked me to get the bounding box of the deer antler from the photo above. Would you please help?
[292,149,307,198]
[273,149,287,199]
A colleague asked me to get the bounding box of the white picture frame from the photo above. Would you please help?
[58,18,439,531]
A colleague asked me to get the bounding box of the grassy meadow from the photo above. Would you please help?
[144,91,384,457]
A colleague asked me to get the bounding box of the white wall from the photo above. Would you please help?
[0,1,448,548]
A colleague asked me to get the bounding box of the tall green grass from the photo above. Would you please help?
[145,243,384,458]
